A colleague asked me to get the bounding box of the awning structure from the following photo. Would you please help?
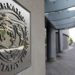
[45,0,75,29]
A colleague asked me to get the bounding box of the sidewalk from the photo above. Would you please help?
[46,46,75,75]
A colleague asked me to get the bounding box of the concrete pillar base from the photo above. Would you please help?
[47,57,56,62]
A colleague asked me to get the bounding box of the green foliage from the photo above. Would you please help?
[68,37,73,45]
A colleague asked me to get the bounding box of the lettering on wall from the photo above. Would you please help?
[0,0,31,74]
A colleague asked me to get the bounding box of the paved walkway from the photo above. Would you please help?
[46,46,75,75]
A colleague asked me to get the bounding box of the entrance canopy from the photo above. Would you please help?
[45,0,75,29]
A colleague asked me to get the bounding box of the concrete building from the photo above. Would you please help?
[46,18,69,61]
[0,0,46,75]
[0,0,75,75]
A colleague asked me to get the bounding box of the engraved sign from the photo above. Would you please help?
[0,0,31,75]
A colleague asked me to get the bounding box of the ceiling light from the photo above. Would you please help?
[45,13,49,15]
[68,7,75,11]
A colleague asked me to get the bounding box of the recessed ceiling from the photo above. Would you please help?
[45,0,75,12]
[45,0,75,29]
